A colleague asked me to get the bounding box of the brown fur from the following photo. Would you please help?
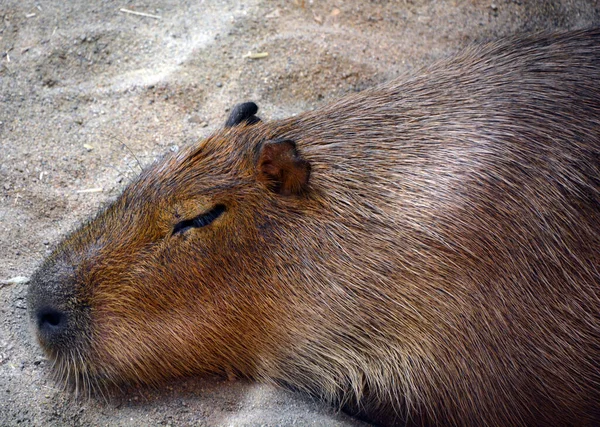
[28,29,600,426]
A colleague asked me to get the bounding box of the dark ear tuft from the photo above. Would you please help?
[225,102,261,127]
[257,139,311,196]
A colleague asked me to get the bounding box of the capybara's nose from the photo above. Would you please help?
[36,306,68,343]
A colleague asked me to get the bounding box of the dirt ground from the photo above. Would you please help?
[1,0,598,425]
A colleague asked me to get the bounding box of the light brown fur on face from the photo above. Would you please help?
[28,29,600,426]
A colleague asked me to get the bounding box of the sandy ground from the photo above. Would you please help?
[1,0,599,425]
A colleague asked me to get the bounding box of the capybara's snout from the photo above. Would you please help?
[28,255,92,371]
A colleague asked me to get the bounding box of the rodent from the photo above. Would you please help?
[27,29,600,426]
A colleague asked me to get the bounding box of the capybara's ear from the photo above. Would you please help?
[256,139,311,196]
[225,102,261,127]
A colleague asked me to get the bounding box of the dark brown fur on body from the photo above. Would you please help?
[28,29,600,426]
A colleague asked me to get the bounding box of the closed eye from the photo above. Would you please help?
[173,204,226,235]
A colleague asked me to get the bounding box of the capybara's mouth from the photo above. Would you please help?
[41,348,108,397]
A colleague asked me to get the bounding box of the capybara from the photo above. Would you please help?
[28,29,600,426]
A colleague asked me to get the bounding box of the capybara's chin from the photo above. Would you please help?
[28,29,600,426]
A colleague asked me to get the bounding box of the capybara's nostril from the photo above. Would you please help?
[36,307,67,339]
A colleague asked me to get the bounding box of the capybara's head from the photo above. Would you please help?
[27,102,319,388]
[28,30,600,426]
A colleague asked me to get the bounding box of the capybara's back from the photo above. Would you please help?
[28,29,600,426]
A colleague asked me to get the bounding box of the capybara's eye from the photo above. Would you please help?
[172,204,226,235]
